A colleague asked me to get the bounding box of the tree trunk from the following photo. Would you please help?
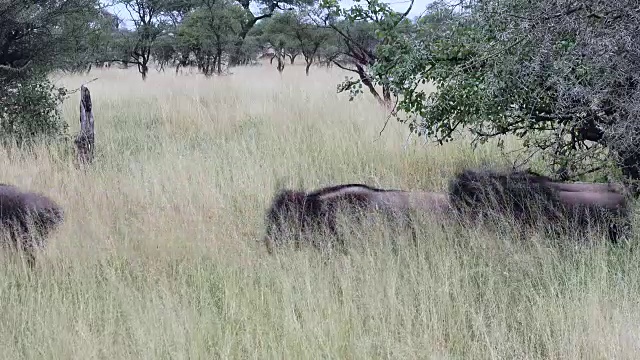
[216,45,223,75]
[383,84,392,105]
[355,64,387,107]
[277,54,285,74]
[139,61,149,81]
[304,55,313,76]
[74,85,95,168]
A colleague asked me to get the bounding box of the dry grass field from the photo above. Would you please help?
[0,63,639,359]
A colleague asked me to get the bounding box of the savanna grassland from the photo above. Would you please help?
[0,63,640,359]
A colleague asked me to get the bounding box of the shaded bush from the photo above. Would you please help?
[0,74,69,147]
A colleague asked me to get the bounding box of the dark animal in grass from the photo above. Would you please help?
[447,168,631,243]
[0,184,65,268]
[262,183,452,254]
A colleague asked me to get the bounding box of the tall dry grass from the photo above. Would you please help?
[0,63,638,359]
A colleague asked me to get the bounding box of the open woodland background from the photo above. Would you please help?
[0,63,638,359]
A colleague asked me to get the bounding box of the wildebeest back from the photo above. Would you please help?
[0,184,64,249]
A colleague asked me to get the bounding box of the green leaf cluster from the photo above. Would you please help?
[360,0,640,182]
[0,0,97,147]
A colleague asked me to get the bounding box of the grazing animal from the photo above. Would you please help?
[447,168,631,243]
[263,183,451,253]
[0,184,65,268]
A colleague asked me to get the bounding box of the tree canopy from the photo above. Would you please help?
[339,0,640,188]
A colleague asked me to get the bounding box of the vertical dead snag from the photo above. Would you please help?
[74,85,95,167]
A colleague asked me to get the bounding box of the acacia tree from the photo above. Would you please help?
[56,7,121,73]
[152,33,177,72]
[315,34,341,67]
[316,0,414,107]
[284,44,300,64]
[117,0,169,80]
[259,12,299,73]
[149,0,195,72]
[286,9,332,75]
[228,0,316,65]
[363,0,640,189]
[178,0,244,76]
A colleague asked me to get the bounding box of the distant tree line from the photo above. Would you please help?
[34,0,405,81]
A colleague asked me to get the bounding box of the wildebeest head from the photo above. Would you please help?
[263,188,310,253]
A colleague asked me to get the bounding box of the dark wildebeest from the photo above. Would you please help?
[0,184,65,268]
[262,183,452,254]
[447,168,631,243]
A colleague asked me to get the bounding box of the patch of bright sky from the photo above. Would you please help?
[104,0,432,29]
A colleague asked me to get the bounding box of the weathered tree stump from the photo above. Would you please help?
[74,85,95,167]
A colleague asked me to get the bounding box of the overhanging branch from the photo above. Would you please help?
[331,59,359,74]
[0,60,32,73]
